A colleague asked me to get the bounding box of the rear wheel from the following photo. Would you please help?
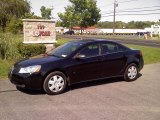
[43,71,67,95]
[124,63,138,82]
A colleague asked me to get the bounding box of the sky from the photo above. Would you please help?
[28,0,160,22]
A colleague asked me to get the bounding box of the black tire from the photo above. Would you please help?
[124,63,138,82]
[16,86,25,91]
[43,71,67,95]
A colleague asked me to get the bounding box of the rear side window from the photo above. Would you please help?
[100,42,127,54]
[118,45,127,52]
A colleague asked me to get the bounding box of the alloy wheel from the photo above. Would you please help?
[48,75,65,92]
[127,66,137,80]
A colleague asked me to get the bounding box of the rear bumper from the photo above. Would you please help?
[139,57,144,71]
[8,72,44,90]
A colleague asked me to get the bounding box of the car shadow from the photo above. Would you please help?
[138,73,142,78]
[17,73,142,95]
[68,77,124,91]
[67,73,142,92]
[17,87,46,95]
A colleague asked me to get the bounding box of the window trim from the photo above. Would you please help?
[101,50,125,55]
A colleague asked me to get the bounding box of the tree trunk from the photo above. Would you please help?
[80,26,83,35]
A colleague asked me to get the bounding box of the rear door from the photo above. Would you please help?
[100,42,127,78]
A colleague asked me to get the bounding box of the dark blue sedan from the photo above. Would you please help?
[9,40,144,95]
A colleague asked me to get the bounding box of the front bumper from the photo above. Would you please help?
[8,71,44,90]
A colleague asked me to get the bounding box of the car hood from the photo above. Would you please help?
[15,54,61,67]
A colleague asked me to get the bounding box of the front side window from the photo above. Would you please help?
[78,43,99,58]
[48,42,84,58]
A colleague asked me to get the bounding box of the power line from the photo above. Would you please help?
[101,8,160,15]
[100,0,139,9]
[101,0,159,29]
[117,8,160,13]
[101,5,160,15]
[102,13,160,18]
[118,0,139,4]
[117,5,160,11]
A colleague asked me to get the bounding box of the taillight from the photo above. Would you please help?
[140,51,143,56]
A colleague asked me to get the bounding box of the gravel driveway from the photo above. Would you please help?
[0,63,160,120]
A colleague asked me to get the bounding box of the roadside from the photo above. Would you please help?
[58,34,160,41]
[0,63,160,120]
[59,35,160,48]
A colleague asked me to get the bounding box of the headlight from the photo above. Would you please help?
[19,65,41,74]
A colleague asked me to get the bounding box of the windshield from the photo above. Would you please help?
[48,42,84,58]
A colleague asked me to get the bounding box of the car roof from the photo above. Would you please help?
[70,39,115,44]
[69,39,130,50]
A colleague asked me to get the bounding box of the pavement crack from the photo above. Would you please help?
[0,89,17,93]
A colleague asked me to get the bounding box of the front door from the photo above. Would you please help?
[68,43,102,84]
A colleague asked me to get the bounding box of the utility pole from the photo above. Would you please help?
[50,6,54,20]
[113,0,118,36]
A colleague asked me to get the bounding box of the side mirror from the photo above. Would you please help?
[74,54,86,59]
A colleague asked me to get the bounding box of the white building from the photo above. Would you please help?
[56,24,160,36]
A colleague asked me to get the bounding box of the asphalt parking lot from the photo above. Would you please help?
[0,63,160,120]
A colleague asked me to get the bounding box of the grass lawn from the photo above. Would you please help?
[56,38,71,46]
[0,60,15,80]
[0,38,160,79]
[126,45,160,64]
[69,34,160,41]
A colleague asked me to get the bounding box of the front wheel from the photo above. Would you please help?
[124,63,138,82]
[43,71,67,95]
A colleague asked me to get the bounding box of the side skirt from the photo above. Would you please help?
[68,75,124,86]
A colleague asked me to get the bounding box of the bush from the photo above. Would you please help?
[0,33,21,60]
[6,16,23,34]
[17,43,46,58]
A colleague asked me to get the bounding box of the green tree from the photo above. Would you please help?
[126,21,155,29]
[5,12,41,34]
[115,21,126,28]
[40,6,52,19]
[97,21,156,29]
[97,21,113,28]
[0,0,31,32]
[58,0,101,34]
[22,12,42,19]
[56,20,63,27]
[71,0,101,34]
[6,16,21,34]
[58,6,77,30]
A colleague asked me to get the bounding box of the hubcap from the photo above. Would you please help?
[128,66,137,79]
[48,75,65,92]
